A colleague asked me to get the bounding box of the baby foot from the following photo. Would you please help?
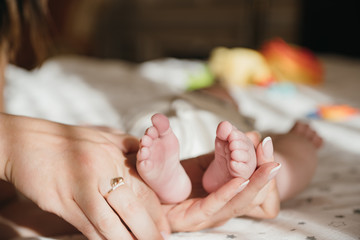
[289,122,323,148]
[136,113,191,203]
[272,121,322,201]
[202,121,257,193]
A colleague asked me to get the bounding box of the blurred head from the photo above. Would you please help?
[0,0,52,68]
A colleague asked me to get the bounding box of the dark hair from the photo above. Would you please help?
[0,0,53,67]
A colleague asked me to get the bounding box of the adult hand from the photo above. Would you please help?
[241,134,280,219]
[163,132,280,232]
[0,114,168,240]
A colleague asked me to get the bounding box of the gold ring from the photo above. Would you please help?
[107,177,125,195]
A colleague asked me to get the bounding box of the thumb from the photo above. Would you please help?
[256,136,275,166]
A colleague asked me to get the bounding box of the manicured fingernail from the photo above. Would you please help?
[161,231,170,240]
[236,180,250,193]
[268,163,281,181]
[262,136,273,159]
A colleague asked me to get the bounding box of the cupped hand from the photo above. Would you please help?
[2,114,168,240]
[163,132,281,232]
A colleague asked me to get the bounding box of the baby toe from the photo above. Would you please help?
[140,135,153,147]
[152,113,172,137]
[292,122,306,134]
[305,128,316,139]
[229,140,250,151]
[215,138,229,155]
[313,135,323,148]
[228,130,247,142]
[231,149,250,163]
[138,147,151,161]
[229,160,252,179]
[145,126,159,139]
[216,121,233,141]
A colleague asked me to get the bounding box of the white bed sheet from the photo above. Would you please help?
[3,55,360,240]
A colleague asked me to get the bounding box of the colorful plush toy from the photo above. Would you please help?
[208,38,324,87]
[318,104,359,121]
[208,47,274,87]
[261,38,323,85]
[308,104,359,121]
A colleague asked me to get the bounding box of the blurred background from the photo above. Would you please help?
[16,0,360,69]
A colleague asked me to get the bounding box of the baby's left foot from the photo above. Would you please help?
[202,121,257,193]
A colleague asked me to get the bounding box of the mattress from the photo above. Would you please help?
[3,54,360,240]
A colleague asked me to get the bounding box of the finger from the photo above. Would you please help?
[138,189,171,236]
[61,199,104,240]
[256,136,274,165]
[168,178,250,231]
[239,162,280,203]
[198,178,250,218]
[245,180,280,219]
[215,162,280,219]
[148,205,171,239]
[75,187,134,240]
[106,184,164,240]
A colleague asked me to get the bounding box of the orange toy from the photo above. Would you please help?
[261,38,324,85]
[318,104,359,121]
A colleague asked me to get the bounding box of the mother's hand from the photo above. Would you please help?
[163,133,280,232]
[1,114,168,239]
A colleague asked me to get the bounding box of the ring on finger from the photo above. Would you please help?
[105,177,125,197]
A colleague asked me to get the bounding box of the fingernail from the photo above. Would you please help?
[236,179,250,193]
[268,163,281,181]
[262,136,273,159]
[161,231,170,240]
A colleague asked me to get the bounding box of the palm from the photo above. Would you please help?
[163,151,280,232]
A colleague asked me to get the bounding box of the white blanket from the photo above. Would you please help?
[4,55,360,240]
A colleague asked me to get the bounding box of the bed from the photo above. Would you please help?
[3,54,360,240]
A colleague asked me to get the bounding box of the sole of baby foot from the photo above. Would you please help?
[137,113,191,203]
[202,121,257,193]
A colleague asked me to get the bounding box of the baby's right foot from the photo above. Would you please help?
[136,113,191,204]
[202,121,257,193]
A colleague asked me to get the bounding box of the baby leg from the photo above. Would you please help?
[136,113,191,204]
[202,121,257,193]
[273,122,323,201]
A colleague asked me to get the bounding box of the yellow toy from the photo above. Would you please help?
[208,47,274,87]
